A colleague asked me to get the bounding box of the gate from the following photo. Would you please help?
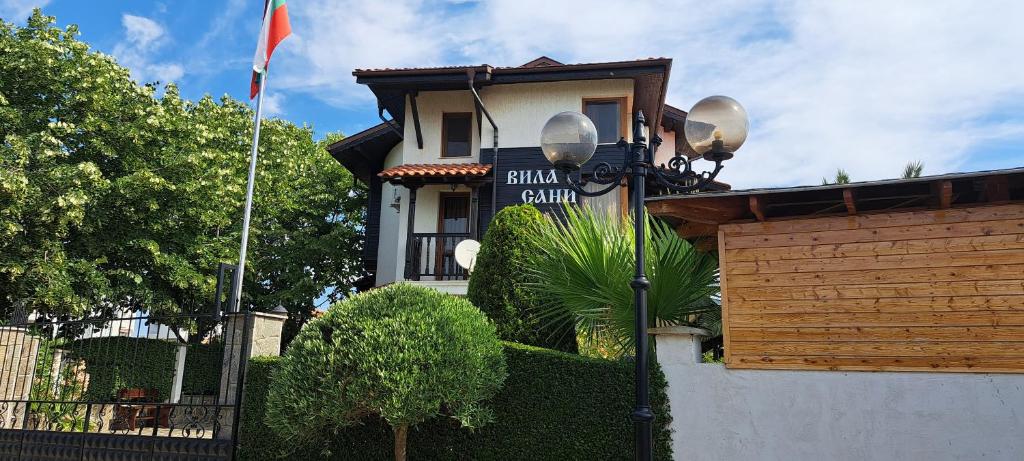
[0,306,252,460]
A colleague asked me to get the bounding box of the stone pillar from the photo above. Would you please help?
[0,327,40,429]
[649,326,711,365]
[216,308,287,439]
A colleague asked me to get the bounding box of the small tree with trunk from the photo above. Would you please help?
[265,283,507,460]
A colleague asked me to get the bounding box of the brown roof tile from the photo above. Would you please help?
[378,163,493,180]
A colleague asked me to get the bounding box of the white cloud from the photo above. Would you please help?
[261,92,285,117]
[279,0,1024,187]
[111,14,185,85]
[0,0,50,21]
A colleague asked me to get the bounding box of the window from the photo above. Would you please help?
[442,113,472,157]
[584,99,624,144]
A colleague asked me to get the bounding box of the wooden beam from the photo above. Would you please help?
[408,91,424,149]
[937,180,953,209]
[674,221,719,239]
[983,176,1010,203]
[749,195,766,221]
[843,189,857,215]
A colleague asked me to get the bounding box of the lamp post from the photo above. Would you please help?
[539,96,748,461]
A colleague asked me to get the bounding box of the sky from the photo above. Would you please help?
[3,0,1024,189]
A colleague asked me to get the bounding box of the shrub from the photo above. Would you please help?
[265,283,507,461]
[468,204,576,352]
[241,343,673,460]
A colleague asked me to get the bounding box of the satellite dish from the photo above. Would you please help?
[454,239,481,272]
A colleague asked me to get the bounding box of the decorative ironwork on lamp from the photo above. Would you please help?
[539,95,748,461]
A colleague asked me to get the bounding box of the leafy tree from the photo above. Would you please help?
[526,205,720,356]
[0,11,364,326]
[467,204,576,352]
[266,283,507,461]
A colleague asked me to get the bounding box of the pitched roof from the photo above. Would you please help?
[378,163,493,182]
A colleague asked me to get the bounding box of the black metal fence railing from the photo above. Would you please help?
[0,311,242,441]
[407,232,471,281]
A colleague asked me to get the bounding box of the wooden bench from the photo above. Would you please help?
[111,388,171,431]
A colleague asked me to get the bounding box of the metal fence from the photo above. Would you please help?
[0,309,247,459]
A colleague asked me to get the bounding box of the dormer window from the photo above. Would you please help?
[442,113,472,157]
[584,98,626,144]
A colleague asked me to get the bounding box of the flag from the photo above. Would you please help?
[250,0,292,99]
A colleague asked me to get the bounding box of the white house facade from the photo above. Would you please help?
[328,57,719,294]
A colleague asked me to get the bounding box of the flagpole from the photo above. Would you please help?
[230,69,269,312]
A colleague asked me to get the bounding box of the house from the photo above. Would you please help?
[329,56,720,294]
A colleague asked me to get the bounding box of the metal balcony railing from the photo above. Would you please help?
[405,233,471,281]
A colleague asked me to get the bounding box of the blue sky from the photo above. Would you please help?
[3,0,1024,188]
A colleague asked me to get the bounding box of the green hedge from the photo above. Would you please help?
[70,337,178,401]
[182,342,223,395]
[68,337,223,401]
[240,343,672,460]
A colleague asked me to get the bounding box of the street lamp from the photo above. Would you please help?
[540,96,747,461]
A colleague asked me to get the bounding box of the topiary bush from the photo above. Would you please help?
[468,204,577,353]
[240,343,673,460]
[265,283,507,461]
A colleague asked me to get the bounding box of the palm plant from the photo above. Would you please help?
[902,160,924,179]
[525,204,720,356]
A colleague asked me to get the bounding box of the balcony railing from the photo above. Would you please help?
[406,233,471,281]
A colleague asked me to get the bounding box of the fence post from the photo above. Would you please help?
[0,327,40,429]
[216,307,288,440]
[648,326,711,365]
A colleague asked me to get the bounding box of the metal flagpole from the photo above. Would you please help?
[230,69,269,312]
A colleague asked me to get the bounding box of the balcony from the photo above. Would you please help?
[405,233,471,281]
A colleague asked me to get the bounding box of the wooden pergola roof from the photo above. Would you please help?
[646,167,1024,247]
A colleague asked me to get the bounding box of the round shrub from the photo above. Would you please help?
[468,204,577,352]
[265,283,507,460]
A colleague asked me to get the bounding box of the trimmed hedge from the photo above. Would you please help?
[182,342,223,395]
[468,205,577,353]
[70,337,178,401]
[68,337,222,401]
[240,342,672,460]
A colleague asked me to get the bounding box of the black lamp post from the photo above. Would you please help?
[539,95,748,461]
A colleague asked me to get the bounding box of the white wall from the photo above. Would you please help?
[480,79,634,148]
[375,142,404,286]
[655,330,1024,461]
[402,90,481,164]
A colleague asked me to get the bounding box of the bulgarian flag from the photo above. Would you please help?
[250,0,292,99]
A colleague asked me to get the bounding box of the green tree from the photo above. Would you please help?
[526,205,720,356]
[0,11,364,325]
[266,283,507,461]
[467,204,576,352]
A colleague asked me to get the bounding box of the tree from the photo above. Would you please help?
[467,204,576,352]
[265,283,507,461]
[0,11,365,325]
[526,205,720,356]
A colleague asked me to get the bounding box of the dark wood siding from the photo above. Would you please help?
[481,144,625,223]
[363,176,382,273]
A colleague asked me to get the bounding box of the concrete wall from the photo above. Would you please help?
[376,143,405,286]
[653,328,1024,461]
